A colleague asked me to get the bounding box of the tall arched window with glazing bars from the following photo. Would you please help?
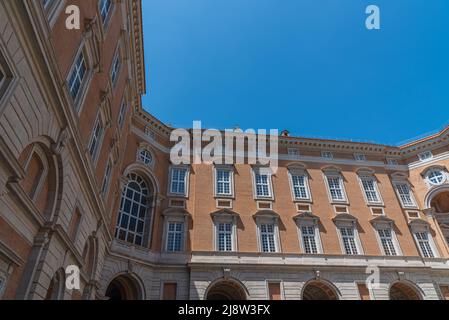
[115,173,152,247]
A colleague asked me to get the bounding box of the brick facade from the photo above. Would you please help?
[0,0,448,300]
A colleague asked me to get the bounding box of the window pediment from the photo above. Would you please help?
[370,216,395,229]
[294,212,320,225]
[322,165,342,174]
[253,210,279,223]
[332,213,358,228]
[408,218,431,233]
[356,167,376,177]
[211,209,239,219]
[287,163,307,176]
[162,208,190,218]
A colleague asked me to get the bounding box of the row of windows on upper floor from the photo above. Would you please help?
[112,172,440,259]
[152,216,440,260]
[286,148,439,165]
[163,164,449,210]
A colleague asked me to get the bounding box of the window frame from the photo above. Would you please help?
[425,168,447,186]
[162,209,189,253]
[110,48,122,87]
[287,167,312,203]
[354,153,366,162]
[337,226,362,255]
[66,45,92,112]
[321,151,334,160]
[375,227,400,256]
[168,166,190,198]
[323,171,348,204]
[413,231,438,258]
[41,0,66,28]
[298,224,322,255]
[165,220,185,253]
[137,148,154,168]
[98,0,115,29]
[118,98,127,129]
[392,181,418,209]
[358,175,383,206]
[418,151,433,162]
[214,166,235,198]
[252,168,274,200]
[100,157,113,198]
[212,210,239,252]
[115,174,152,247]
[255,214,281,254]
[87,113,106,166]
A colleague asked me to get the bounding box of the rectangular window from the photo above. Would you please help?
[340,227,359,255]
[100,159,113,196]
[418,151,433,162]
[170,168,187,196]
[260,224,277,253]
[414,232,435,258]
[255,173,271,198]
[322,151,333,159]
[378,229,397,256]
[99,0,113,25]
[395,183,416,207]
[301,226,318,254]
[354,153,366,161]
[327,176,345,202]
[88,116,104,161]
[387,158,399,165]
[110,52,121,85]
[216,169,232,196]
[166,222,184,252]
[268,283,282,300]
[288,148,300,159]
[68,51,87,102]
[291,175,309,200]
[162,283,177,300]
[217,223,233,252]
[361,178,380,203]
[42,0,56,11]
[118,100,127,129]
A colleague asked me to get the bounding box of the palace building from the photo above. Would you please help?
[0,0,449,300]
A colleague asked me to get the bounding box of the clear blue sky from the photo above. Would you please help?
[141,0,449,145]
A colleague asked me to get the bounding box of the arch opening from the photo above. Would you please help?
[105,275,143,301]
[389,282,422,300]
[431,191,449,214]
[205,279,248,301]
[302,281,338,300]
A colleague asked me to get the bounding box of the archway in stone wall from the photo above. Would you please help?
[105,274,144,300]
[389,282,422,300]
[431,191,449,214]
[302,281,339,300]
[205,279,248,300]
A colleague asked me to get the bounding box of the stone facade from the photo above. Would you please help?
[0,0,449,301]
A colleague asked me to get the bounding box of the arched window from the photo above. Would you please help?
[18,143,57,218]
[115,173,151,247]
